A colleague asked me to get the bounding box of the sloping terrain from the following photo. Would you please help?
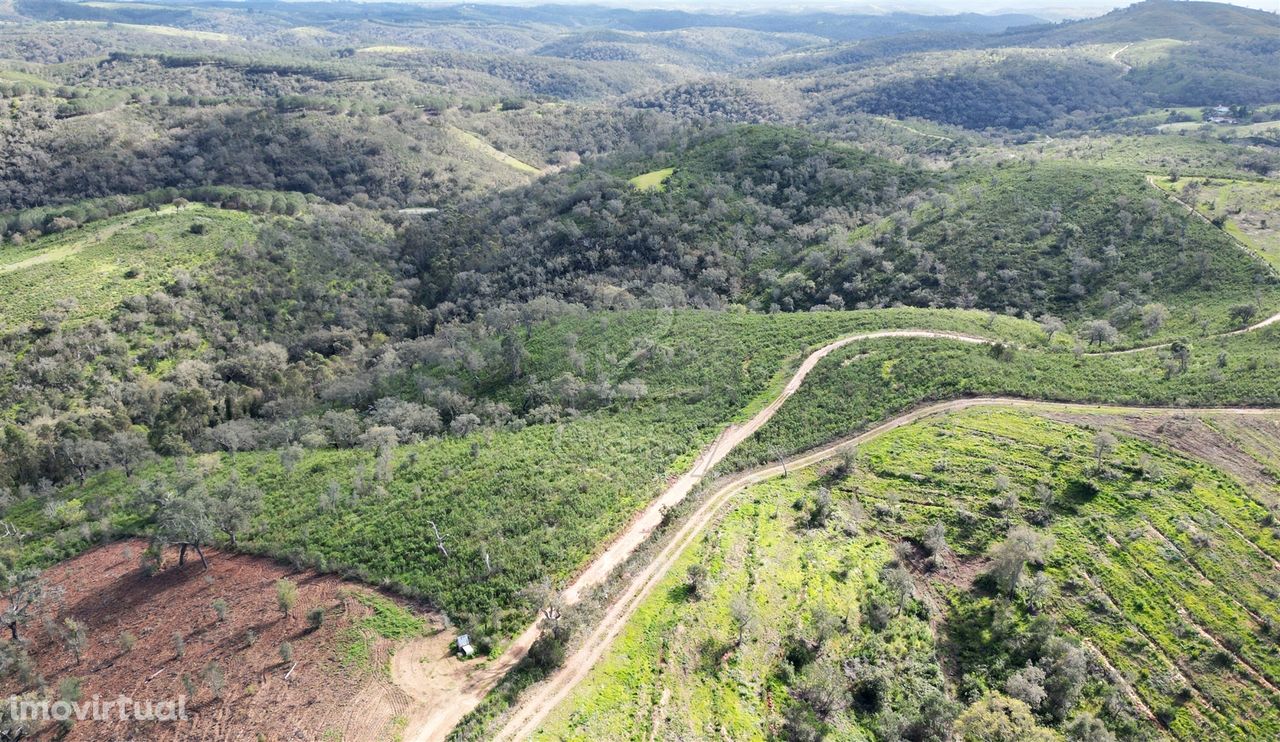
[0,1,1279,740]
[536,406,1280,740]
[0,539,432,741]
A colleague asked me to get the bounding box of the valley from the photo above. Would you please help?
[1,0,1280,740]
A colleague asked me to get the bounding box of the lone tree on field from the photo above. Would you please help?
[729,593,755,646]
[1230,303,1258,327]
[988,526,1055,595]
[1,567,48,641]
[154,484,215,569]
[1037,314,1065,343]
[686,564,709,599]
[276,579,298,619]
[1083,320,1119,347]
[1092,431,1117,469]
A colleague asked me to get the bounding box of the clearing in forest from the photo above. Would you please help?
[448,126,542,175]
[0,539,433,742]
[1152,176,1280,270]
[628,167,675,191]
[0,206,256,324]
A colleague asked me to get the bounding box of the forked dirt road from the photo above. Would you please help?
[401,317,1280,742]
[495,398,1279,740]
[396,329,990,741]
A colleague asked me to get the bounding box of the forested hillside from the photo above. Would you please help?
[2,1,1280,741]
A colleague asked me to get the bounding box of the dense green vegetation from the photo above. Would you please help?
[544,408,1280,739]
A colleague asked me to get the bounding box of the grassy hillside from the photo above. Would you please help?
[0,205,257,324]
[1016,0,1280,45]
[541,407,1280,740]
[1152,175,1280,270]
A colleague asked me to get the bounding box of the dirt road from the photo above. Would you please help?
[396,329,989,742]
[495,400,1279,740]
[401,317,1280,741]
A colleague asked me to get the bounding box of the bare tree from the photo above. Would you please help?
[1,568,48,641]
[427,520,448,559]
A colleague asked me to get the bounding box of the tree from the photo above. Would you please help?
[1038,314,1065,343]
[521,577,565,626]
[1169,340,1192,375]
[62,617,87,664]
[1141,303,1169,337]
[924,520,949,569]
[729,593,755,646]
[59,437,108,485]
[154,481,214,569]
[1066,712,1116,742]
[275,579,298,618]
[1083,320,1118,346]
[209,472,262,548]
[882,565,914,616]
[204,662,225,698]
[1,568,47,641]
[988,526,1054,595]
[1230,303,1258,326]
[108,429,153,478]
[955,693,1057,742]
[1093,431,1117,468]
[1024,572,1054,613]
[1005,663,1047,709]
[1041,636,1088,720]
[686,564,709,599]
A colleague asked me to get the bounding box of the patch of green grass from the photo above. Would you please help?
[49,20,239,41]
[338,589,426,672]
[449,126,540,175]
[537,471,927,741]
[1031,133,1271,179]
[0,205,258,324]
[1154,175,1280,270]
[353,591,426,640]
[628,167,674,191]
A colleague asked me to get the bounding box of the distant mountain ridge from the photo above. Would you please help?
[1007,0,1280,44]
[15,0,1045,41]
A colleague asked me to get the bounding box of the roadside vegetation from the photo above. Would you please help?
[726,329,1280,471]
[542,408,1280,740]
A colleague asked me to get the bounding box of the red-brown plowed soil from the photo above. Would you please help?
[1,539,423,741]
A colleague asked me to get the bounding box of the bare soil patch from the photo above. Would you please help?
[0,539,429,741]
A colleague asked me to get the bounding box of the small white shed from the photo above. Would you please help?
[456,634,475,657]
